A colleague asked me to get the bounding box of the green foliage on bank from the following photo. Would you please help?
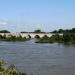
[0,59,36,75]
[0,30,10,33]
[51,28,75,33]
[0,35,30,42]
[0,59,27,75]
[36,28,75,44]
[36,33,75,44]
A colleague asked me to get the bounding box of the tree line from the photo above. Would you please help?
[35,28,75,44]
[51,28,75,33]
[0,28,75,33]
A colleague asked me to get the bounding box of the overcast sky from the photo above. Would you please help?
[0,0,75,32]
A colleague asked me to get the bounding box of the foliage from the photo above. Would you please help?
[0,34,29,41]
[0,30,10,33]
[51,28,75,33]
[36,33,75,44]
[36,28,75,44]
[34,29,42,33]
[0,59,27,75]
[63,33,75,44]
[36,35,51,43]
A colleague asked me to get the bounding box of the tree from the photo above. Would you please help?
[71,28,75,33]
[0,30,10,33]
[34,29,41,33]
[63,33,71,42]
[58,29,64,33]
[51,30,58,33]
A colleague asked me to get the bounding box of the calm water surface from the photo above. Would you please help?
[0,40,75,75]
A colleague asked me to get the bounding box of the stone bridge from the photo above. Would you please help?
[0,33,63,38]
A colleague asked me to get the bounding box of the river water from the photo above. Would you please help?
[0,40,75,75]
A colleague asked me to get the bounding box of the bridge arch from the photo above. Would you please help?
[0,33,63,39]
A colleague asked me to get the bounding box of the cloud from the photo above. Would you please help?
[0,21,7,25]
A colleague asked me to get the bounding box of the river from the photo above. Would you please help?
[0,40,75,75]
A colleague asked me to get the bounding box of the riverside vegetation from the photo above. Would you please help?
[0,59,27,75]
[0,59,36,75]
[0,28,75,44]
[35,28,75,44]
[0,35,31,42]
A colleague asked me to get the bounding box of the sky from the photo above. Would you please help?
[0,0,75,32]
